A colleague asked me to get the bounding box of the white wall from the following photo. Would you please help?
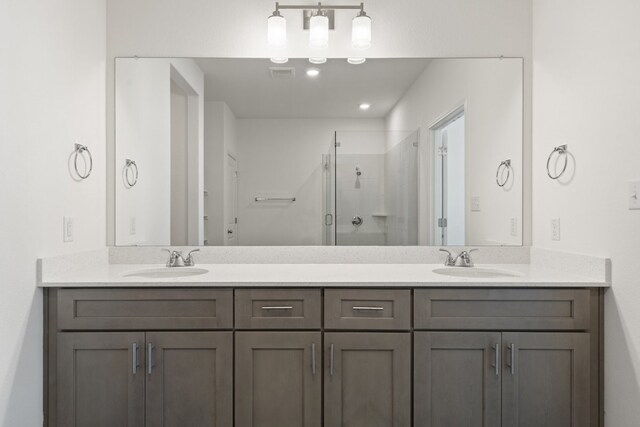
[105,0,533,245]
[115,58,204,245]
[532,0,640,424]
[386,59,523,246]
[0,1,106,425]
[237,119,384,245]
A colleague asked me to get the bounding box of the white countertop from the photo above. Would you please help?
[38,262,609,288]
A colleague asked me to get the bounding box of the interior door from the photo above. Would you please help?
[145,332,233,427]
[414,331,502,426]
[324,332,411,427]
[57,332,145,427]
[502,332,591,427]
[224,154,238,245]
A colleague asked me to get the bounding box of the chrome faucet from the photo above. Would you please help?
[439,248,478,267]
[162,249,200,267]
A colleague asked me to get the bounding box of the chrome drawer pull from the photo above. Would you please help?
[261,306,294,310]
[311,343,317,376]
[352,306,384,311]
[491,343,499,376]
[507,343,515,375]
[330,344,335,376]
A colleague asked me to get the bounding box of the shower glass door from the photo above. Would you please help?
[322,134,336,245]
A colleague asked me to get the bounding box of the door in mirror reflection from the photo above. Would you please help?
[434,110,466,246]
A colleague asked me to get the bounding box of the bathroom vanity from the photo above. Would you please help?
[40,251,608,427]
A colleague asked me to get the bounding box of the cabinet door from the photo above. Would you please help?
[502,332,590,427]
[414,332,502,426]
[235,332,322,427]
[324,332,411,427]
[57,332,145,427]
[146,332,233,427]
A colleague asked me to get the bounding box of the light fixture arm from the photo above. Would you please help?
[274,2,365,12]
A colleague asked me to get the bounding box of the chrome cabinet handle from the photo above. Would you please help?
[507,343,515,375]
[330,344,334,377]
[311,343,316,376]
[352,306,384,311]
[132,343,139,375]
[491,344,499,376]
[147,343,154,375]
[261,306,293,310]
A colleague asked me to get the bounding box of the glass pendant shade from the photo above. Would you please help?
[309,14,329,49]
[352,14,372,49]
[267,14,287,49]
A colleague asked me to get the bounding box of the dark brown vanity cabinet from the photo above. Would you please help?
[414,289,600,427]
[47,289,234,427]
[45,286,603,427]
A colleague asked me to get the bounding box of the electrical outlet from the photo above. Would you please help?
[129,217,137,235]
[629,181,640,210]
[63,217,74,242]
[510,218,518,237]
[551,218,561,241]
[471,196,481,212]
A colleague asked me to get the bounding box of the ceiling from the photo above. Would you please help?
[196,58,431,119]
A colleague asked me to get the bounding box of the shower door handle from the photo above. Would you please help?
[325,213,333,226]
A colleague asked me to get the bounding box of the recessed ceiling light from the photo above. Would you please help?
[270,57,289,64]
[306,68,320,77]
[348,57,366,65]
[309,57,327,64]
[359,103,371,110]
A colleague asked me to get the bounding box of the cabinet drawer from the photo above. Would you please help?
[57,288,233,330]
[414,288,591,330]
[235,289,321,329]
[324,289,411,330]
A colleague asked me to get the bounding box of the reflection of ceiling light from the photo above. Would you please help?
[306,68,320,77]
[268,2,372,51]
[309,57,327,64]
[267,11,287,49]
[359,103,371,110]
[270,57,289,64]
[347,57,366,65]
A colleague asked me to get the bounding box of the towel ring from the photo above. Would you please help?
[124,159,139,187]
[73,144,92,180]
[546,144,568,180]
[496,159,512,187]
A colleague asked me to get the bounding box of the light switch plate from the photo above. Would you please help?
[551,218,561,241]
[510,218,518,237]
[471,196,481,212]
[129,217,137,235]
[63,217,74,242]
[629,181,640,210]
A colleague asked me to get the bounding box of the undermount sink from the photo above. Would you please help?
[123,267,209,279]
[432,267,522,279]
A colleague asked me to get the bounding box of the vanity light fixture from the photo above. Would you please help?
[347,57,366,65]
[306,68,320,77]
[359,103,371,110]
[309,57,327,64]
[268,2,371,62]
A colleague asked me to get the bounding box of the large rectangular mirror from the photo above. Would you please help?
[115,57,523,246]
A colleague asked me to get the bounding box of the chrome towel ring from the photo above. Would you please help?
[496,159,512,187]
[73,143,93,180]
[546,144,568,180]
[124,159,139,187]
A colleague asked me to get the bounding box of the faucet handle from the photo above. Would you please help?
[439,248,455,266]
[184,249,200,266]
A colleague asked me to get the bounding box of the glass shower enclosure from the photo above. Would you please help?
[323,130,419,246]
